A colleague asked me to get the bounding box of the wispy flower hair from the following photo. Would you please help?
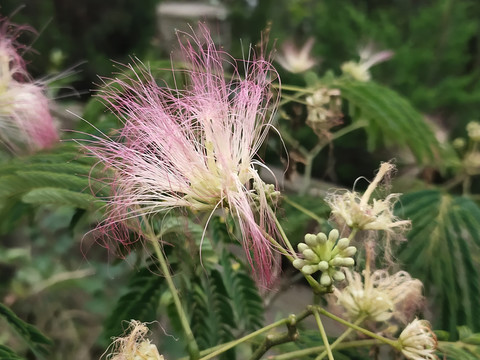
[334,268,423,323]
[88,25,281,284]
[0,17,58,152]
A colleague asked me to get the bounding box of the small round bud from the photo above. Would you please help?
[340,246,357,257]
[330,257,355,267]
[328,229,339,243]
[298,243,309,253]
[293,259,306,269]
[303,249,320,262]
[305,234,319,247]
[320,272,332,286]
[332,271,346,282]
[336,237,350,250]
[318,260,329,271]
[316,232,328,244]
[302,265,318,275]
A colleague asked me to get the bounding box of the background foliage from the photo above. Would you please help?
[1,0,480,359]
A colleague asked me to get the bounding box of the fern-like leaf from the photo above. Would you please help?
[190,269,235,351]
[0,303,52,358]
[220,252,264,332]
[437,326,480,359]
[396,190,480,332]
[102,265,165,340]
[336,79,440,164]
[0,344,26,360]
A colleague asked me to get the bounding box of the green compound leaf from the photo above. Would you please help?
[220,252,264,332]
[0,344,26,360]
[190,269,235,354]
[396,190,480,333]
[0,303,52,358]
[102,265,165,341]
[22,187,100,210]
[437,327,480,359]
[336,79,441,164]
[0,144,106,233]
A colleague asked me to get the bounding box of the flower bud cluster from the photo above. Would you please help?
[293,229,356,286]
[467,121,480,142]
[252,181,281,207]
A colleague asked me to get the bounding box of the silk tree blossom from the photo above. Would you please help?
[399,319,438,360]
[341,43,393,82]
[275,37,317,74]
[102,320,164,360]
[88,26,281,284]
[326,162,410,233]
[334,268,423,323]
[0,18,58,152]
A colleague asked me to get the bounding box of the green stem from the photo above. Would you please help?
[283,196,324,225]
[198,309,312,360]
[348,228,358,242]
[330,120,367,141]
[299,120,367,196]
[314,307,400,350]
[268,339,383,360]
[264,210,326,293]
[312,308,335,360]
[315,316,365,360]
[274,83,316,93]
[268,205,296,256]
[249,314,298,360]
[300,141,327,196]
[145,225,199,359]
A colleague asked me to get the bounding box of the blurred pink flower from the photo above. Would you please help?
[276,37,317,73]
[89,26,281,284]
[341,43,394,82]
[0,17,58,152]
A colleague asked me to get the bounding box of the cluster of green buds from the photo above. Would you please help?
[467,121,480,142]
[252,180,281,207]
[293,229,356,286]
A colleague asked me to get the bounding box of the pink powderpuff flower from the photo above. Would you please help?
[0,17,58,153]
[88,25,281,285]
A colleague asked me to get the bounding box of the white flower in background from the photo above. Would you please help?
[276,37,317,73]
[341,43,393,82]
[466,121,480,142]
[399,319,438,360]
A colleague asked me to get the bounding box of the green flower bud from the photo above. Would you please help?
[320,272,332,286]
[304,233,317,245]
[293,259,306,269]
[318,260,329,271]
[316,232,328,244]
[303,249,320,262]
[340,246,357,257]
[298,243,309,253]
[328,229,339,243]
[330,257,355,267]
[305,234,319,247]
[336,237,350,250]
[332,271,345,281]
[302,265,318,275]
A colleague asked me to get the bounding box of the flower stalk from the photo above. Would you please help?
[145,223,199,360]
